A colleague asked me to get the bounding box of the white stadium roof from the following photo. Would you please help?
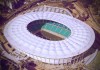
[4,11,95,64]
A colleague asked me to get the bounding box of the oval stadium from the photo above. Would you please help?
[0,1,100,70]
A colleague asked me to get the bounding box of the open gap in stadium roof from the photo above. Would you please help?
[27,19,71,41]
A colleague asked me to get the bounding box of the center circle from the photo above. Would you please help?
[27,19,71,41]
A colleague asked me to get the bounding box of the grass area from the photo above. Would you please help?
[87,51,100,70]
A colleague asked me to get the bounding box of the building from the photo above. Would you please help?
[0,2,99,70]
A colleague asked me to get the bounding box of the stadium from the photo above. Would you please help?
[0,1,100,70]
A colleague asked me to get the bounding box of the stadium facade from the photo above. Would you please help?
[0,5,98,69]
